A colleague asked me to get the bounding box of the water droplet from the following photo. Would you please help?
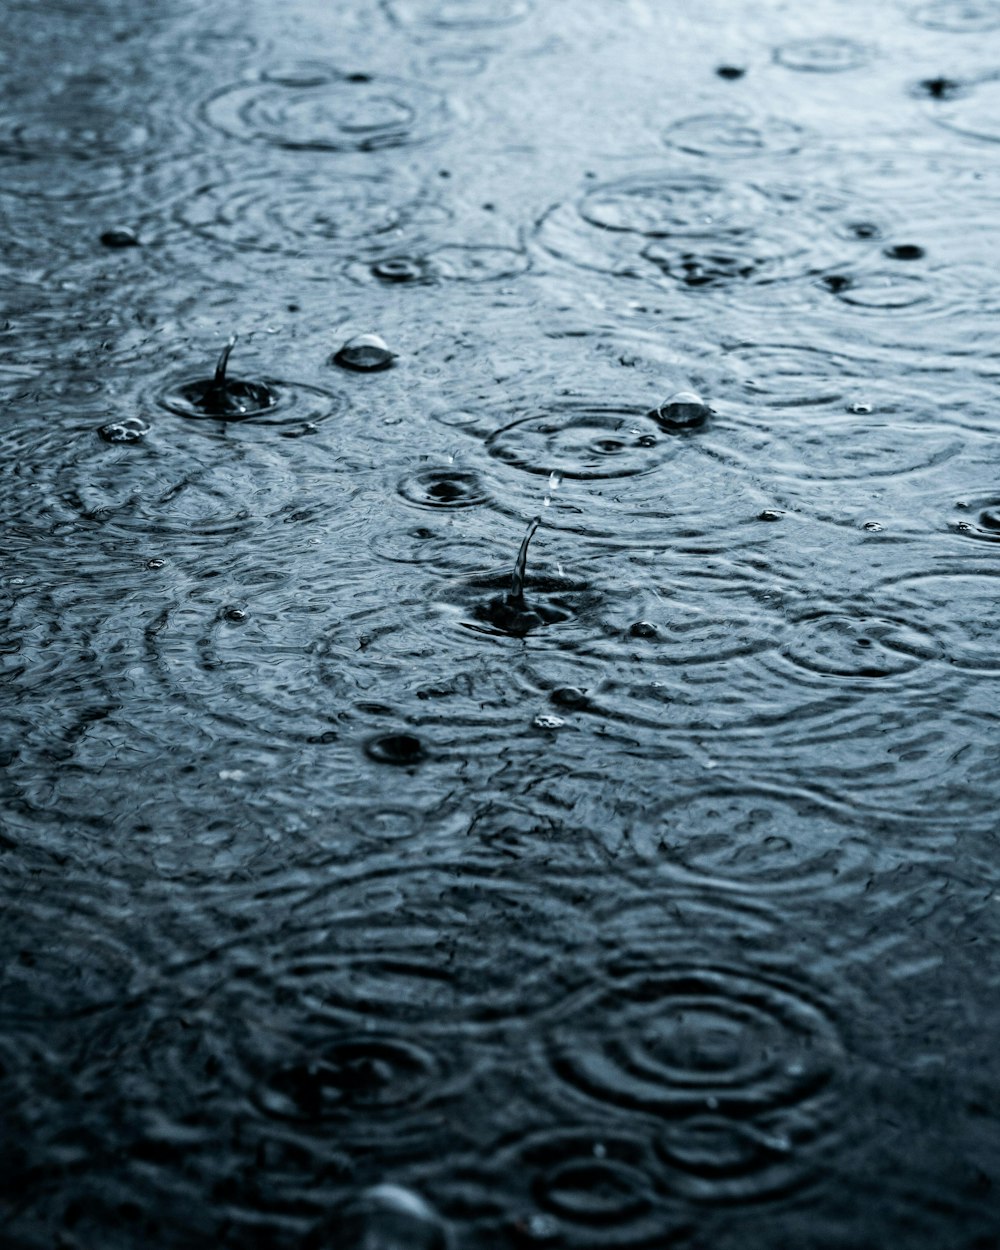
[99,226,140,248]
[365,732,427,765]
[629,621,659,639]
[146,558,165,570]
[863,521,884,532]
[533,714,565,730]
[757,509,784,522]
[847,401,873,414]
[884,243,925,260]
[221,606,248,623]
[649,391,712,432]
[160,335,278,420]
[97,416,150,444]
[334,332,396,372]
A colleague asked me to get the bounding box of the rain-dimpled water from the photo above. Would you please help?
[2,0,999,1246]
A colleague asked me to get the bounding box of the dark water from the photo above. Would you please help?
[2,0,999,1245]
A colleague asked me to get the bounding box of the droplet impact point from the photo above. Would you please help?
[98,416,150,444]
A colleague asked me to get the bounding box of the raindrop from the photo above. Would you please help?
[649,390,713,432]
[99,227,140,248]
[472,517,573,636]
[97,416,150,444]
[334,332,396,372]
[160,335,278,420]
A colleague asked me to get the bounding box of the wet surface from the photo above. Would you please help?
[1,0,999,1246]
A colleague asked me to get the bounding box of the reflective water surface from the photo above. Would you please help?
[1,0,999,1245]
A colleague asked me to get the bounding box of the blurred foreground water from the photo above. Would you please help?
[1,0,999,1245]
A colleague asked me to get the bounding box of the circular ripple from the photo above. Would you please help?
[930,71,1000,143]
[817,267,932,312]
[254,1034,438,1122]
[493,1127,672,1248]
[383,0,533,27]
[718,340,879,410]
[663,112,807,159]
[350,243,529,285]
[534,175,880,297]
[176,170,431,258]
[776,609,943,682]
[773,36,871,72]
[909,0,1000,30]
[639,784,873,897]
[398,466,491,509]
[879,567,1000,672]
[486,408,672,480]
[203,68,451,152]
[551,965,841,1118]
[230,865,594,1036]
[714,416,962,484]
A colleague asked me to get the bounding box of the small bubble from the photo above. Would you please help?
[533,713,565,730]
[884,243,925,260]
[716,65,746,79]
[757,509,784,522]
[365,732,427,765]
[822,273,852,294]
[848,401,873,414]
[629,620,659,639]
[100,227,140,248]
[863,521,884,532]
[146,558,165,570]
[98,416,150,444]
[333,332,396,372]
[222,606,248,623]
[849,221,881,239]
[650,390,712,432]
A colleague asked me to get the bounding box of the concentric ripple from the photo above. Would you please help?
[351,243,529,284]
[534,174,882,297]
[491,1126,676,1248]
[773,37,872,72]
[909,0,1000,30]
[486,407,673,480]
[878,566,1000,672]
[156,372,341,428]
[549,964,842,1118]
[928,71,1000,143]
[227,865,595,1036]
[176,170,432,258]
[202,67,451,152]
[663,112,807,159]
[383,0,534,27]
[636,784,873,897]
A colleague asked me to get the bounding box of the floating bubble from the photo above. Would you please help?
[884,243,925,260]
[312,1184,451,1250]
[649,391,712,432]
[334,332,396,372]
[99,227,140,249]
